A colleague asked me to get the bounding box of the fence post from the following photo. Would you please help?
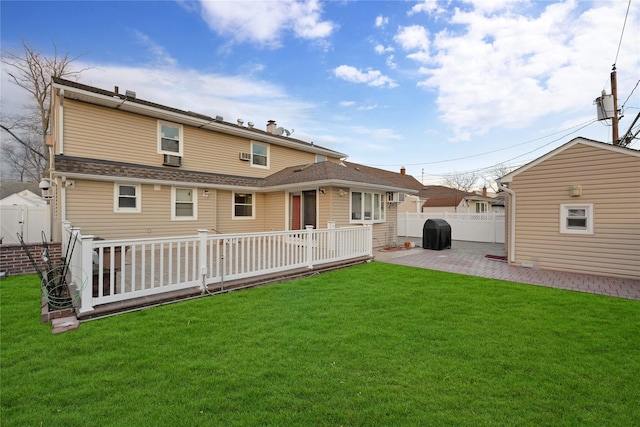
[305,225,314,269]
[327,221,336,252]
[78,234,95,315]
[197,229,208,293]
[365,224,373,257]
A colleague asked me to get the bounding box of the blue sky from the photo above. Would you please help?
[2,0,639,188]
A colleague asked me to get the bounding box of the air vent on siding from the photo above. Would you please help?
[239,152,251,161]
[163,154,182,167]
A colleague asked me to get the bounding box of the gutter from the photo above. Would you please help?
[497,180,516,263]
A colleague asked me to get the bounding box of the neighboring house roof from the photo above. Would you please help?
[55,155,417,194]
[500,137,640,183]
[420,185,475,208]
[52,77,347,160]
[0,181,41,199]
[0,189,47,207]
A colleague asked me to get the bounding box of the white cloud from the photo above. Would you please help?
[339,100,356,107]
[133,31,177,67]
[415,0,640,140]
[334,65,398,88]
[375,15,389,28]
[374,44,394,55]
[394,25,431,64]
[408,0,444,16]
[197,0,334,47]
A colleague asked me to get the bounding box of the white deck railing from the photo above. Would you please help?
[63,224,372,315]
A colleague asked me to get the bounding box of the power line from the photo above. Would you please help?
[613,0,632,67]
[370,118,598,168]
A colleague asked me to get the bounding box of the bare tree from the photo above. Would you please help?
[1,132,46,182]
[1,40,86,178]
[441,171,480,192]
[484,163,515,193]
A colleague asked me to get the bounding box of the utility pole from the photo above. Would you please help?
[611,66,619,145]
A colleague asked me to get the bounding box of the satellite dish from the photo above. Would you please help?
[275,127,285,136]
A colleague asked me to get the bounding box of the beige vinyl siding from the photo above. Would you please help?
[62,100,329,176]
[511,143,640,279]
[214,190,266,234]
[263,192,287,231]
[65,180,216,239]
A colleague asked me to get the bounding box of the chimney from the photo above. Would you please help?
[114,86,119,96]
[400,166,406,176]
[482,186,487,197]
[266,120,277,134]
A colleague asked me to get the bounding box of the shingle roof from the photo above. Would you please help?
[420,186,475,208]
[55,156,417,192]
[342,162,423,191]
[263,161,410,190]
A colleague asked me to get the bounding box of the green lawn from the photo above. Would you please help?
[2,263,639,426]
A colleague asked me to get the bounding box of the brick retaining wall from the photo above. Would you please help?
[0,243,62,277]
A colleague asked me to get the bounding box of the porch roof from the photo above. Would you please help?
[54,156,417,193]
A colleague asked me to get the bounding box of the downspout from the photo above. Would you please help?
[58,89,65,153]
[498,180,516,263]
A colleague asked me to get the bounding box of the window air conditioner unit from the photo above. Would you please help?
[239,152,251,161]
[387,192,400,203]
[163,154,182,167]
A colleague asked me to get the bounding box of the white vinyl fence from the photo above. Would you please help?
[63,223,373,315]
[398,212,505,244]
[0,205,51,244]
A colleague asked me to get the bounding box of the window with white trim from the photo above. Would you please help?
[476,202,487,213]
[560,203,593,234]
[351,191,385,223]
[172,187,196,220]
[158,122,183,156]
[315,154,327,163]
[233,192,254,219]
[114,183,141,213]
[251,142,269,168]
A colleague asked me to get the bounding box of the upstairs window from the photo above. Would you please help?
[158,122,183,156]
[114,183,141,213]
[560,204,593,234]
[233,192,254,219]
[172,187,196,220]
[251,142,269,168]
[315,155,327,163]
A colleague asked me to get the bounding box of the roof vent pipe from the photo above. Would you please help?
[237,119,244,126]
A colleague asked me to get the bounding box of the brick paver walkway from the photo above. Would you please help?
[374,240,640,301]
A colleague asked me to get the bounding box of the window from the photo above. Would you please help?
[351,191,385,223]
[114,183,141,213]
[560,204,593,234]
[315,155,327,163]
[172,187,196,220]
[251,142,269,168]
[476,202,487,213]
[233,192,254,219]
[158,122,183,156]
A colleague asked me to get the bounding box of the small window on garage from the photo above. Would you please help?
[560,203,593,234]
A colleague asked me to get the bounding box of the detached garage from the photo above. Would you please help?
[499,137,640,280]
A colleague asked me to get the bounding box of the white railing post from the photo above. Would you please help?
[305,225,314,269]
[78,234,95,315]
[327,221,336,253]
[365,224,373,257]
[197,229,208,293]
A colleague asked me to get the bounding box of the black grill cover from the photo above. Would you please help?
[422,219,451,250]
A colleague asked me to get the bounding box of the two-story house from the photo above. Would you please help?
[47,78,414,246]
